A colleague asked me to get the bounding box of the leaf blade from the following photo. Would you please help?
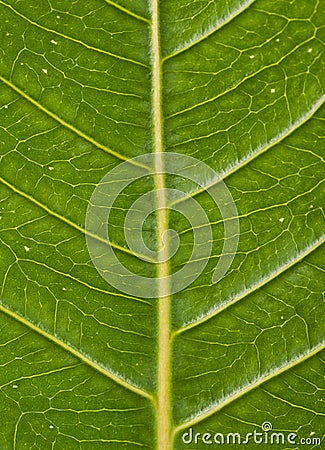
[0,0,324,448]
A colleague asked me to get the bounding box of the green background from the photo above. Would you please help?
[0,0,324,448]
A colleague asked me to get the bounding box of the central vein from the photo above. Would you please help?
[152,1,172,448]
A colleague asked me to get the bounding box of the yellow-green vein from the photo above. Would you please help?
[0,303,154,401]
[172,342,325,437]
[0,75,150,170]
[152,1,172,448]
[0,176,156,263]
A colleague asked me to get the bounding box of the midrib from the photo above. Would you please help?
[152,1,172,449]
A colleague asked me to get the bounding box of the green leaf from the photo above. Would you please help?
[0,0,324,448]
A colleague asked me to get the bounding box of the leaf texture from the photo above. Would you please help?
[0,0,324,448]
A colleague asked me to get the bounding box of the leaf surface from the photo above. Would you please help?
[0,0,324,448]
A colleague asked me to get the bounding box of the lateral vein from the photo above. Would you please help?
[0,75,150,169]
[103,0,150,23]
[0,176,156,263]
[170,95,325,207]
[0,0,149,67]
[163,0,257,61]
[173,342,325,435]
[175,237,325,335]
[0,303,154,401]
